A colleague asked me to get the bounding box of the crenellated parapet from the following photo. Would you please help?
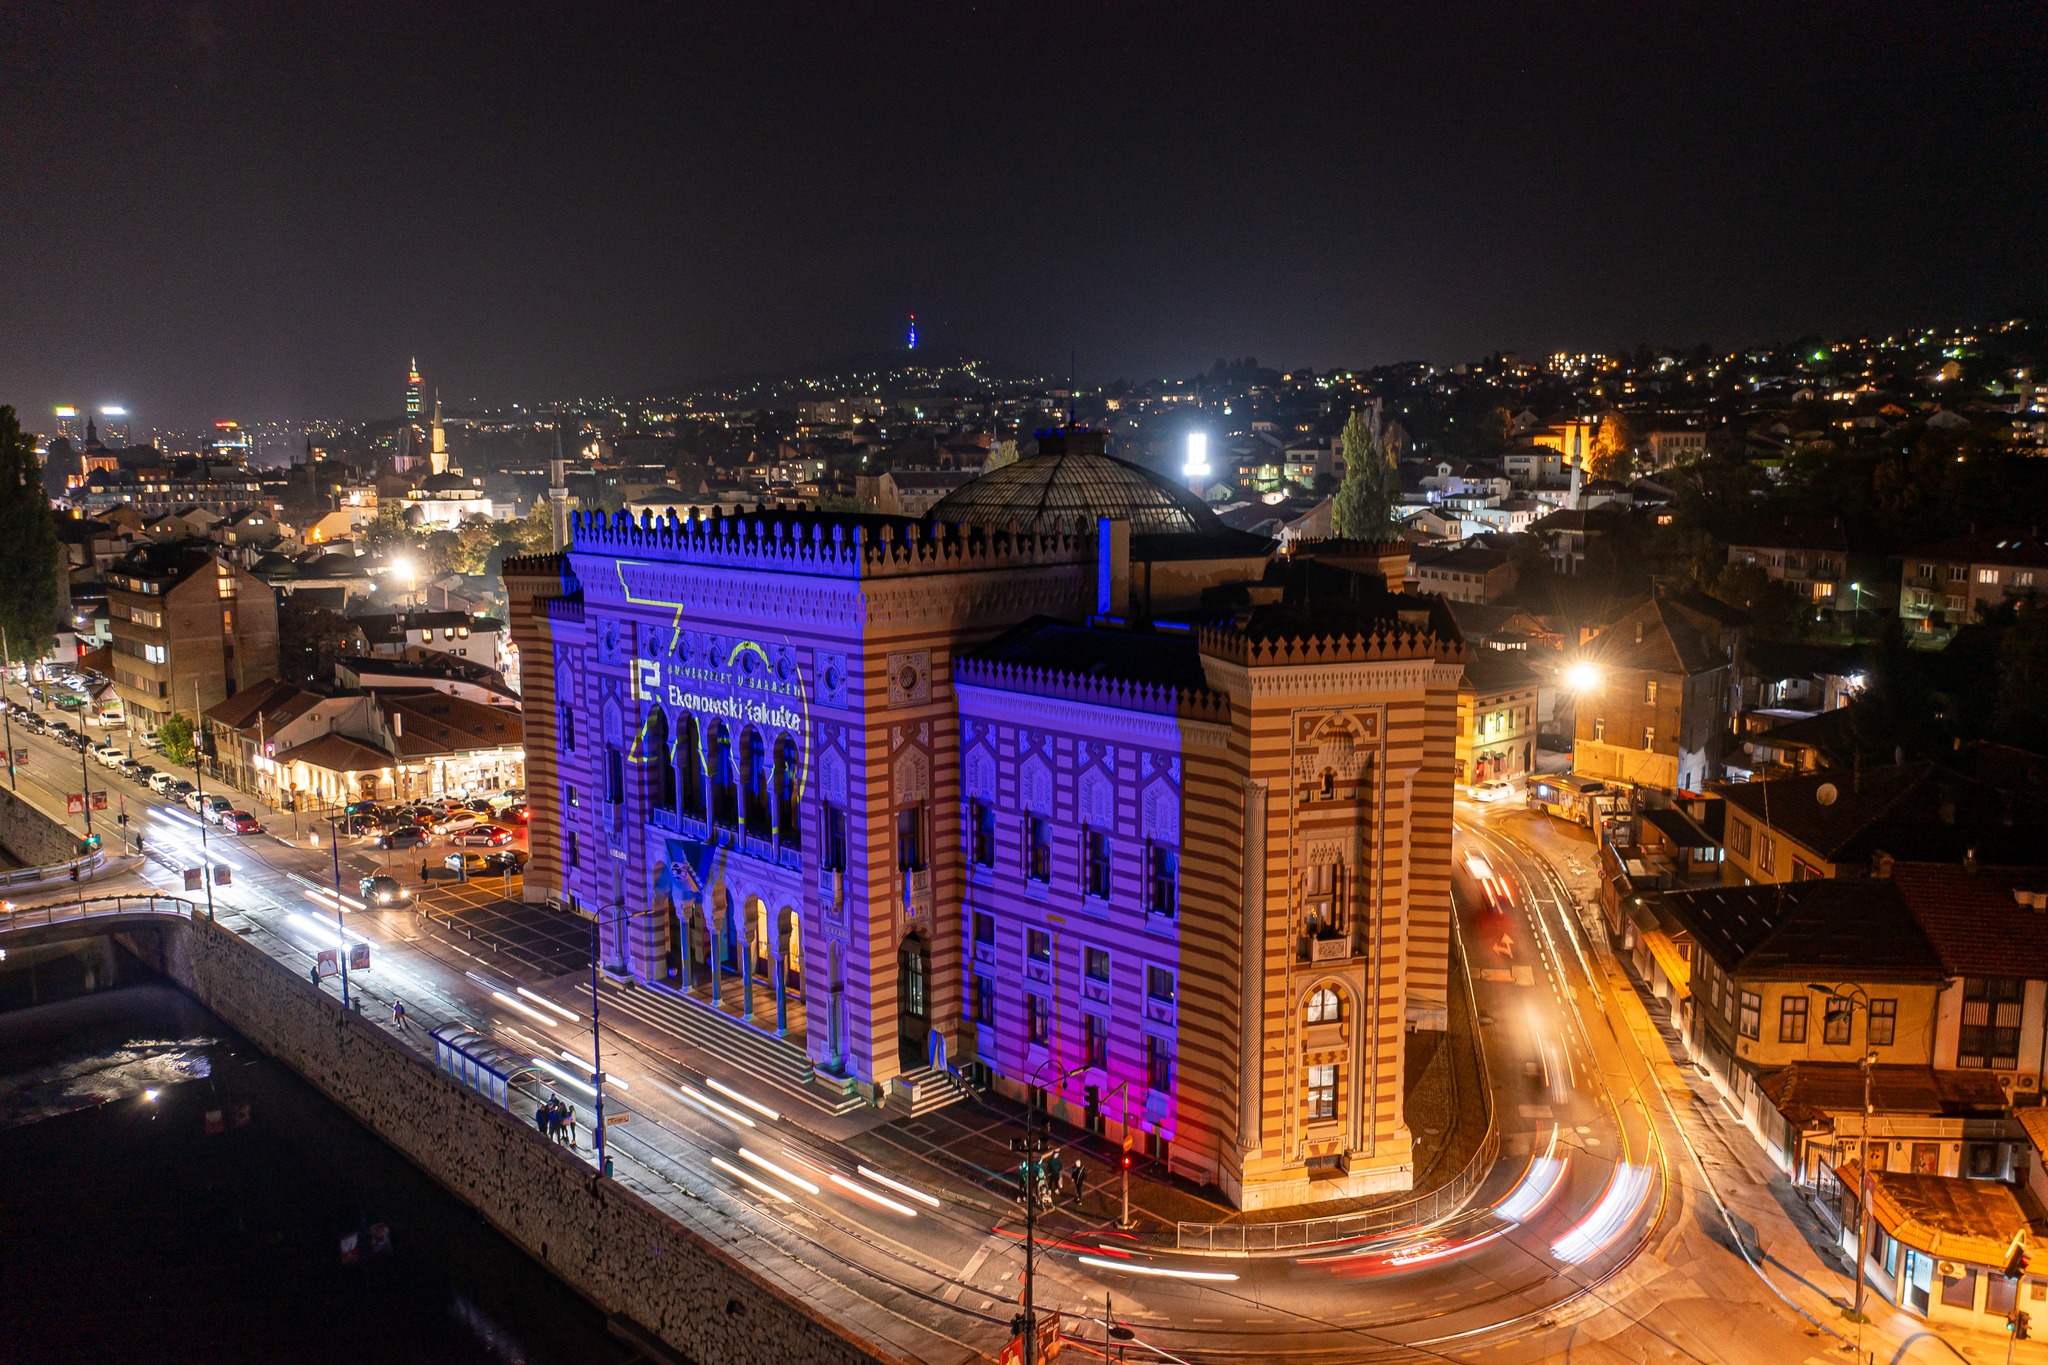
[1197,619,1462,668]
[955,654,1231,724]
[566,506,1089,579]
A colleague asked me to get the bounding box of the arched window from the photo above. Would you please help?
[1306,987,1341,1025]
[773,735,800,848]
[645,708,675,813]
[708,721,737,826]
[741,728,772,837]
[678,715,704,818]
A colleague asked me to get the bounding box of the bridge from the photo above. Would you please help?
[0,893,202,952]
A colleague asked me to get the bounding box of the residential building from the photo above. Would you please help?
[1407,544,1517,604]
[1645,429,1706,468]
[1725,522,1888,621]
[1572,593,1743,795]
[1717,762,2026,886]
[1898,531,2048,637]
[107,545,281,735]
[505,430,1462,1209]
[1457,650,1538,785]
[353,610,506,674]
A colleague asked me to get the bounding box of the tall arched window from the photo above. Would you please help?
[678,715,704,818]
[773,734,800,848]
[708,721,737,826]
[1306,987,1342,1024]
[645,708,675,813]
[742,728,772,837]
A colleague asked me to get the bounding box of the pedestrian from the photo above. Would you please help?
[420,858,430,885]
[309,964,320,988]
[391,998,405,1029]
[1070,1159,1087,1206]
[535,1100,551,1136]
[1042,1151,1063,1207]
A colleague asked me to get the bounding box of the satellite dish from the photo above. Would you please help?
[1816,783,1839,807]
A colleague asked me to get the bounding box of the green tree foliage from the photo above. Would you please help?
[156,714,196,767]
[1704,561,1804,640]
[0,407,64,665]
[1994,600,2048,745]
[362,502,414,553]
[1332,409,1401,539]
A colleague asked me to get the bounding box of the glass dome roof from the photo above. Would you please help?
[928,430,1224,537]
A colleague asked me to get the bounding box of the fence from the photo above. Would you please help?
[0,849,107,891]
[1175,926,1499,1255]
[0,892,201,934]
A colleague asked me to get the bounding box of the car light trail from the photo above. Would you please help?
[738,1148,819,1195]
[1495,1155,1569,1223]
[711,1156,791,1202]
[1552,1163,1653,1264]
[1076,1255,1238,1283]
[529,1056,596,1096]
[667,1079,755,1128]
[857,1166,942,1209]
[517,986,579,1022]
[828,1172,918,1217]
[706,1077,779,1121]
[493,991,560,1027]
[557,1049,628,1089]
[284,912,371,949]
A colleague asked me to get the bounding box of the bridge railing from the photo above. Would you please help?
[0,849,108,890]
[0,893,202,934]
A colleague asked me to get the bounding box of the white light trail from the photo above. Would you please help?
[668,1080,755,1129]
[711,1156,791,1202]
[493,991,560,1027]
[856,1166,942,1209]
[1496,1155,1569,1224]
[529,1056,596,1096]
[1551,1163,1652,1264]
[518,986,579,1022]
[828,1172,917,1217]
[707,1077,778,1121]
[1076,1255,1238,1283]
[557,1050,629,1089]
[738,1148,818,1195]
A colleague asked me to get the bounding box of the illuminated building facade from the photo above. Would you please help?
[507,433,1460,1207]
[406,357,424,420]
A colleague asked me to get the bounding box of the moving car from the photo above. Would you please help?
[358,875,409,905]
[1471,778,1514,803]
[375,823,427,850]
[447,824,513,847]
[221,810,263,834]
[430,811,482,836]
[342,812,386,836]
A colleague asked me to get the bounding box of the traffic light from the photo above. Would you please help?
[1120,1145,1133,1171]
[2009,1309,2031,1341]
[1085,1084,1099,1111]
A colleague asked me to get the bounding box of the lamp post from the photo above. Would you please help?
[331,812,351,1007]
[0,625,16,792]
[1808,982,1878,1336]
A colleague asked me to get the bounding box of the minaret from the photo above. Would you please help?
[548,424,571,553]
[430,391,449,476]
[1568,453,1583,511]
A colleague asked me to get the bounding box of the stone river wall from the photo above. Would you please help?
[144,917,902,1365]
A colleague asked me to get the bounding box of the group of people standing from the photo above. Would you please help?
[536,1093,577,1145]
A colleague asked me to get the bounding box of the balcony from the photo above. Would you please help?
[903,866,933,919]
[1302,931,1356,965]
[817,865,842,909]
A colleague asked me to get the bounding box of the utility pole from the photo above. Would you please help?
[331,812,350,1006]
[1810,982,1876,1342]
[1009,1117,1047,1363]
[194,723,215,922]
[591,912,607,1175]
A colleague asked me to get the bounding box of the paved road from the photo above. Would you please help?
[3,709,1737,1363]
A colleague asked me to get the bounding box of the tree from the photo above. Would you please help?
[156,714,196,767]
[1994,600,2048,746]
[0,407,64,667]
[1332,408,1401,539]
[1588,412,1636,482]
[362,502,414,553]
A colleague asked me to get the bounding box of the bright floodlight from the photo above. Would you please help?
[1565,662,1601,692]
[1184,430,1211,477]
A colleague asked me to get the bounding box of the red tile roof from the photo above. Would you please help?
[1892,861,2048,978]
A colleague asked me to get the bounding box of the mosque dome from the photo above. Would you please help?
[928,429,1224,537]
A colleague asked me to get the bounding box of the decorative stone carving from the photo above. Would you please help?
[887,649,931,708]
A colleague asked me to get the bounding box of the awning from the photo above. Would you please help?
[1641,930,1693,998]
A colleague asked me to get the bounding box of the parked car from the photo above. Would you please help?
[358,874,409,905]
[431,811,482,836]
[116,758,143,777]
[21,714,43,735]
[375,824,427,850]
[148,771,177,794]
[93,745,124,768]
[165,778,193,800]
[343,800,385,818]
[200,796,234,825]
[132,764,157,784]
[222,810,263,835]
[138,730,164,751]
[480,849,530,875]
[447,824,513,847]
[183,789,208,814]
[501,802,530,824]
[442,850,491,875]
[342,812,386,836]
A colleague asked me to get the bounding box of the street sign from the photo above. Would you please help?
[183,868,202,891]
[348,942,370,971]
[604,1111,630,1126]
[316,949,339,978]
[66,793,83,814]
[213,866,232,886]
[90,791,107,811]
[11,748,24,766]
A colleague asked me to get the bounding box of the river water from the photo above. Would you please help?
[0,974,636,1364]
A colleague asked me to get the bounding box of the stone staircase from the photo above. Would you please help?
[886,1066,974,1118]
[597,979,867,1117]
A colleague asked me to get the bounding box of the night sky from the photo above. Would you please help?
[4,2,2044,428]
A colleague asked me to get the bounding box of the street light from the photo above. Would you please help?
[1807,982,1878,1337]
[1565,661,1601,693]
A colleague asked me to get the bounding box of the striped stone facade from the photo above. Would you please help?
[510,504,1459,1209]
